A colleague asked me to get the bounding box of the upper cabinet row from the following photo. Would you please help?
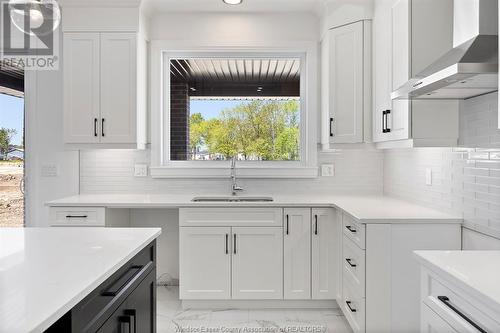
[322,0,461,149]
[63,32,147,148]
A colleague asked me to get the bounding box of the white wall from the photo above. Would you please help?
[25,68,80,227]
[384,93,500,248]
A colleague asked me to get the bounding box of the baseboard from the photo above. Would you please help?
[181,299,339,310]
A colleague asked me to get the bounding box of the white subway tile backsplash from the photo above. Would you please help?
[385,93,500,240]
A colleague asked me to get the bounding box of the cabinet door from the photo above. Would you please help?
[328,21,364,144]
[312,208,338,299]
[232,227,283,299]
[63,33,100,143]
[100,33,137,143]
[391,0,411,91]
[284,208,311,299]
[421,304,458,333]
[387,100,411,141]
[180,227,231,299]
[372,0,393,143]
[125,270,156,333]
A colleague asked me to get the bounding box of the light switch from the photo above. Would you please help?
[321,164,335,177]
[134,164,149,177]
[425,168,432,186]
[41,164,58,177]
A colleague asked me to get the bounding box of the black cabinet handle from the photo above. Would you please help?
[346,258,357,267]
[101,118,105,137]
[225,233,228,254]
[329,117,334,137]
[66,215,88,219]
[102,263,151,297]
[384,110,391,133]
[345,225,357,233]
[233,234,237,254]
[94,118,98,137]
[438,296,487,333]
[286,215,289,235]
[346,301,357,313]
[314,214,318,235]
[382,110,387,133]
[119,315,131,333]
[124,310,136,333]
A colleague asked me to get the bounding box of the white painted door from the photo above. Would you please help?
[391,0,410,91]
[179,227,231,299]
[387,100,411,141]
[63,33,100,143]
[328,21,364,144]
[284,208,311,299]
[312,208,338,299]
[372,0,394,143]
[100,33,137,143]
[232,227,283,299]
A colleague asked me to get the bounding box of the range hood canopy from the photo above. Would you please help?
[392,0,498,100]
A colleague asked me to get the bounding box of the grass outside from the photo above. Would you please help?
[0,160,24,227]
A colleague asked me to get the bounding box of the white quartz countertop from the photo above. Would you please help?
[414,251,500,315]
[47,194,462,224]
[0,227,161,333]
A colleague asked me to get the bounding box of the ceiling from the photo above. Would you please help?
[143,0,326,14]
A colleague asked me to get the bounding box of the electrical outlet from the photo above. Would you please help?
[41,164,58,177]
[321,164,335,177]
[134,164,149,177]
[425,168,432,186]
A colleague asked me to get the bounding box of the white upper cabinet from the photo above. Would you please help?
[63,33,100,144]
[321,20,372,147]
[373,0,460,148]
[100,33,137,144]
[284,208,311,300]
[63,32,146,148]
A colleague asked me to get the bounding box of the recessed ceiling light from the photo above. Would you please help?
[223,0,242,5]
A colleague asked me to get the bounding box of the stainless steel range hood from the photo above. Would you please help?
[392,0,498,100]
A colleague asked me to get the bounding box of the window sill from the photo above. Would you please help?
[149,166,319,179]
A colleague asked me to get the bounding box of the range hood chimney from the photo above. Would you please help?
[392,0,498,100]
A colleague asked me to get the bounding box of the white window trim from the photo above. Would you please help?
[150,40,318,178]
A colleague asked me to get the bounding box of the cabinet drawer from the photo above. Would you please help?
[341,278,365,333]
[179,208,283,227]
[343,236,365,296]
[343,213,365,249]
[50,207,105,227]
[423,269,500,332]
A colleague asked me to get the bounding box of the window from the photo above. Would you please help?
[150,43,318,178]
[169,57,301,161]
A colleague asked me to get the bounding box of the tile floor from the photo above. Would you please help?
[157,286,353,333]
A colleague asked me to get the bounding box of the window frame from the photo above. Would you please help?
[150,40,318,178]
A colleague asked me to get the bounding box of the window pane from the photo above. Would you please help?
[170,57,300,161]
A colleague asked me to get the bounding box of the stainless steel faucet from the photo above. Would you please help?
[230,156,244,196]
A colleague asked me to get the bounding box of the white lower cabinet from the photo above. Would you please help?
[312,208,339,299]
[232,227,283,299]
[338,214,462,333]
[179,227,231,300]
[179,207,339,302]
[284,208,311,299]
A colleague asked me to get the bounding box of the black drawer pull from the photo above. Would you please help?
[94,118,98,137]
[345,225,357,233]
[314,214,318,235]
[124,309,136,333]
[225,233,229,254]
[233,234,237,254]
[66,215,88,219]
[346,300,357,312]
[286,215,289,235]
[438,296,487,333]
[102,265,144,297]
[346,258,357,267]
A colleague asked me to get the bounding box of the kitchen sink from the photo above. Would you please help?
[191,196,274,202]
